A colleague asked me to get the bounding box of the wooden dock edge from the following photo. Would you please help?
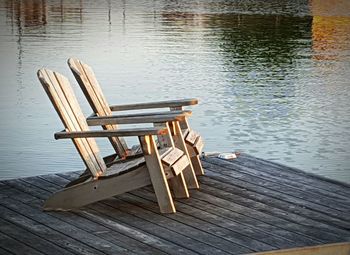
[247,242,350,255]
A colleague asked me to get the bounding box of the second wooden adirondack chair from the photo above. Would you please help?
[37,68,193,213]
[67,58,205,189]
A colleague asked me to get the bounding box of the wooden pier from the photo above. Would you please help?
[0,154,349,254]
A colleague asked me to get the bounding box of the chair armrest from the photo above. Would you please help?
[54,127,167,140]
[86,113,189,126]
[87,110,192,119]
[109,98,198,111]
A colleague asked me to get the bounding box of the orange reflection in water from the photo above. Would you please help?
[4,0,83,28]
[310,0,350,60]
[6,0,47,27]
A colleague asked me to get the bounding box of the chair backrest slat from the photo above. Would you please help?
[38,68,107,177]
[68,58,128,158]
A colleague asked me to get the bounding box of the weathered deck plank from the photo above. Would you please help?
[136,188,321,246]
[0,154,349,255]
[217,156,350,205]
[40,177,250,255]
[8,175,200,255]
[0,199,130,254]
[0,231,44,255]
[202,160,350,230]
[0,247,14,255]
[206,157,350,211]
[236,154,350,197]
[117,192,277,250]
[0,218,74,255]
[4,179,170,255]
[192,181,346,241]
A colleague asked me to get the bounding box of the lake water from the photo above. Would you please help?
[0,0,349,183]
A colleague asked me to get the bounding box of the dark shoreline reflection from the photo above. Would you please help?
[5,0,47,28]
[4,0,85,30]
[209,14,313,117]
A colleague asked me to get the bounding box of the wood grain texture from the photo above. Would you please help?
[109,98,199,111]
[171,155,190,176]
[43,165,151,211]
[68,58,128,157]
[248,242,350,255]
[38,68,174,213]
[38,68,106,177]
[54,127,168,139]
[96,109,192,118]
[185,130,198,145]
[193,136,204,155]
[1,154,349,255]
[191,155,205,175]
[67,58,203,191]
[139,135,176,213]
[86,114,187,125]
[161,148,184,167]
[172,121,199,189]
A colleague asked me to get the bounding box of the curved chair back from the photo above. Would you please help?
[37,68,107,177]
[68,58,128,158]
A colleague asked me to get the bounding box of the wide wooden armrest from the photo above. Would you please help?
[54,127,167,140]
[88,110,192,119]
[109,98,198,111]
[86,113,189,126]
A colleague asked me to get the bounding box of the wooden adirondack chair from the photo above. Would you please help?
[37,68,193,213]
[67,58,205,186]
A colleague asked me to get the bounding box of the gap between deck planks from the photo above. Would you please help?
[0,181,180,255]
[200,166,350,235]
[13,175,252,255]
[204,156,350,212]
[0,154,349,255]
[202,158,350,225]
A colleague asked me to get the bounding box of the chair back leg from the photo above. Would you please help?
[171,107,204,176]
[171,121,200,189]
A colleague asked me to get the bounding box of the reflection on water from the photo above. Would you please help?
[0,0,349,183]
[312,16,350,60]
[8,0,47,27]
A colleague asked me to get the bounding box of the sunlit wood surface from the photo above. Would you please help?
[0,154,349,254]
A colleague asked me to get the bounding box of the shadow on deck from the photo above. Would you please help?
[0,154,349,254]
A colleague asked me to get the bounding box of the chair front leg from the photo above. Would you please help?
[139,135,176,213]
[154,122,189,199]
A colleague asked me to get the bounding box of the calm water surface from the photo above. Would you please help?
[0,0,350,182]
